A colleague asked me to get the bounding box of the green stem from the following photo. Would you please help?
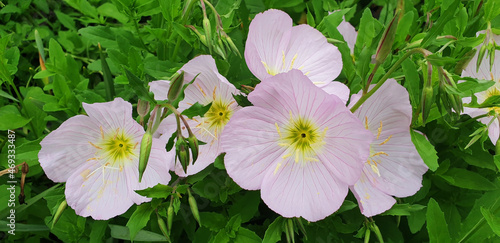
[133,16,153,54]
[350,48,429,112]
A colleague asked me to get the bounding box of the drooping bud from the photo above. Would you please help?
[222,32,241,57]
[201,0,213,54]
[477,44,487,72]
[187,134,199,165]
[168,71,185,102]
[167,200,174,234]
[52,199,68,229]
[138,131,153,182]
[187,25,208,46]
[421,86,434,124]
[175,136,190,173]
[374,11,400,65]
[157,214,170,241]
[439,67,463,115]
[137,99,150,125]
[187,188,201,225]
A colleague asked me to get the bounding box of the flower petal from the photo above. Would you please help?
[321,81,350,104]
[222,107,284,190]
[337,20,357,53]
[149,80,170,101]
[65,159,134,220]
[82,98,141,135]
[351,173,396,217]
[39,115,100,182]
[261,158,348,222]
[245,9,293,80]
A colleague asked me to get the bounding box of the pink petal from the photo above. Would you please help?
[65,159,134,220]
[337,20,357,53]
[222,107,285,190]
[39,115,101,182]
[321,81,350,104]
[261,158,348,222]
[286,24,342,84]
[245,9,292,80]
[149,80,170,101]
[479,116,500,145]
[351,173,396,217]
[82,98,142,135]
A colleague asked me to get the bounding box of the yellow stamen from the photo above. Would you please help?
[275,123,282,138]
[305,157,319,162]
[379,135,393,145]
[213,86,217,100]
[290,53,298,69]
[377,121,383,139]
[372,151,389,157]
[304,71,310,76]
[282,153,292,159]
[89,141,103,150]
[371,164,381,177]
[364,116,369,130]
[196,83,207,97]
[274,162,282,175]
[100,126,104,139]
[282,51,286,70]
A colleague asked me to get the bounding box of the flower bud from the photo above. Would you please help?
[52,200,67,229]
[421,86,434,123]
[168,71,185,101]
[375,11,400,65]
[176,137,190,173]
[489,42,496,72]
[187,188,201,225]
[201,0,212,54]
[439,67,463,114]
[138,131,153,182]
[187,134,199,165]
[222,33,241,57]
[157,214,170,241]
[167,201,174,234]
[477,44,487,72]
[137,99,150,119]
[187,25,208,46]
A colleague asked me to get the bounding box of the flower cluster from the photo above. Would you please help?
[39,9,428,222]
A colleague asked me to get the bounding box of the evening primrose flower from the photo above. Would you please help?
[39,98,173,220]
[349,79,428,217]
[221,70,372,222]
[150,55,240,176]
[462,32,500,145]
[245,9,348,98]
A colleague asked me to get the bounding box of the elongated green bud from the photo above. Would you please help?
[187,188,201,225]
[489,43,496,72]
[157,214,170,241]
[375,11,400,65]
[477,44,487,72]
[137,99,150,121]
[201,0,212,54]
[187,134,199,164]
[52,200,67,229]
[223,33,241,57]
[168,71,185,101]
[286,218,295,243]
[187,25,208,46]
[139,131,153,182]
[421,86,434,123]
[167,201,174,234]
[175,137,190,173]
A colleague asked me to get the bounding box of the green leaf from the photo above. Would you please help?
[410,130,439,171]
[126,204,155,241]
[484,0,500,21]
[181,102,212,119]
[228,191,260,223]
[99,44,115,101]
[402,59,420,107]
[200,212,226,231]
[439,168,497,191]
[381,203,426,216]
[54,10,76,30]
[135,183,173,198]
[124,68,156,104]
[44,207,87,243]
[49,39,67,71]
[109,224,168,242]
[481,207,500,237]
[234,227,262,243]
[426,198,451,243]
[420,0,459,48]
[232,94,252,107]
[263,217,284,243]
[90,220,108,243]
[0,105,31,130]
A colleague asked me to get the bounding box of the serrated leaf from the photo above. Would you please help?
[426,198,451,243]
[440,168,497,191]
[421,0,459,47]
[0,105,31,130]
[135,184,173,198]
[181,102,212,119]
[109,224,168,242]
[263,217,284,243]
[126,204,154,241]
[410,130,439,171]
[124,68,156,104]
[381,204,426,216]
[481,207,500,237]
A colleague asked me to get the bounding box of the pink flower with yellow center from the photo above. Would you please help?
[221,70,372,222]
[150,55,241,176]
[462,32,500,145]
[245,9,349,103]
[39,98,173,220]
[349,79,428,217]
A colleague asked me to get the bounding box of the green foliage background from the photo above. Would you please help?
[1,0,500,242]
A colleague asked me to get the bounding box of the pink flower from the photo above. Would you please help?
[150,55,241,176]
[349,79,428,217]
[245,9,349,101]
[221,70,372,222]
[461,32,500,145]
[39,98,173,220]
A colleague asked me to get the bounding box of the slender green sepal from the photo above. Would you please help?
[52,199,67,229]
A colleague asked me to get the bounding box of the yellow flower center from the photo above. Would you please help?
[88,127,137,166]
[274,112,327,174]
[486,86,500,114]
[205,99,233,129]
[261,51,309,76]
